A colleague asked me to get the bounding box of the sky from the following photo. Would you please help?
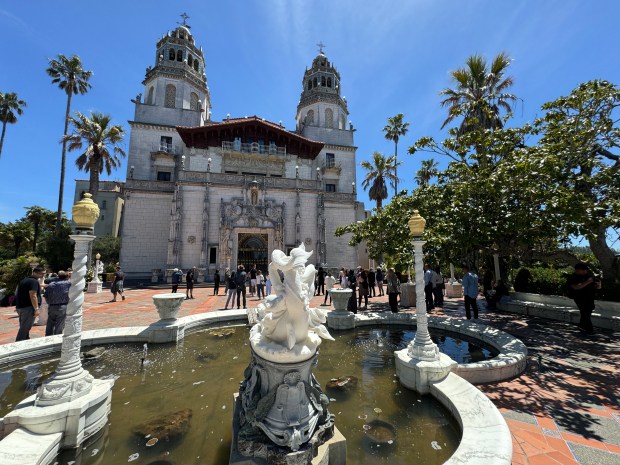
[1,0,619,226]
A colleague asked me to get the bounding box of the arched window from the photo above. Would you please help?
[325,108,333,128]
[179,31,185,40]
[321,76,326,87]
[176,50,183,62]
[190,92,199,110]
[188,55,193,67]
[327,77,332,88]
[147,86,154,105]
[306,110,314,125]
[169,48,175,60]
[307,80,312,90]
[193,61,199,71]
[165,84,176,108]
[313,77,317,88]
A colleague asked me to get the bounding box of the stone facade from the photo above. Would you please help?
[120,22,364,280]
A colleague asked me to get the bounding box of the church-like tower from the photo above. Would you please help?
[137,17,211,127]
[295,47,350,142]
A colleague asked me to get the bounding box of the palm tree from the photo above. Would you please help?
[63,112,126,201]
[25,206,55,253]
[360,151,400,211]
[415,159,439,187]
[439,52,516,134]
[382,113,409,196]
[0,92,27,159]
[47,54,92,236]
[0,221,33,258]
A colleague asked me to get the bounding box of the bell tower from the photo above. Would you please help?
[295,44,350,141]
[137,13,211,126]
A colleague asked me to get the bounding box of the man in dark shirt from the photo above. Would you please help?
[316,267,325,296]
[367,269,376,297]
[16,266,45,342]
[567,263,597,335]
[235,265,247,309]
[44,270,71,336]
[249,265,257,297]
[213,269,221,295]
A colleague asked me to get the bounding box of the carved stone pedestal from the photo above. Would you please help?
[326,289,355,330]
[446,282,463,298]
[87,281,102,293]
[395,349,456,395]
[399,282,416,307]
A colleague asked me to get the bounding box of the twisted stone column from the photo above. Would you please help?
[36,234,95,406]
[407,240,439,361]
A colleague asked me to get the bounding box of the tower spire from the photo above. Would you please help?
[178,12,190,27]
[316,41,326,54]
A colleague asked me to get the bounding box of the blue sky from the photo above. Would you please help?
[1,0,619,226]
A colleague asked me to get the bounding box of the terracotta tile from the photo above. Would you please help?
[561,433,608,451]
[535,416,557,431]
[507,419,544,434]
[543,436,574,457]
[605,442,620,455]
[527,454,564,465]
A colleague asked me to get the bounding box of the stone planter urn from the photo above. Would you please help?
[329,288,353,312]
[153,293,185,320]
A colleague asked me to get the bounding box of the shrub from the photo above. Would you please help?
[0,255,47,297]
[518,266,571,296]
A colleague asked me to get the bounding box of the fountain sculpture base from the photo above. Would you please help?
[395,349,457,394]
[231,394,346,465]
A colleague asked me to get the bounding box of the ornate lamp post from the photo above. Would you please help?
[395,210,456,394]
[37,193,102,405]
[406,211,439,361]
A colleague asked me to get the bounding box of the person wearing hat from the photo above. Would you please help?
[171,268,183,293]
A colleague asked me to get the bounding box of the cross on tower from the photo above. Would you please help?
[179,12,190,27]
[317,41,326,54]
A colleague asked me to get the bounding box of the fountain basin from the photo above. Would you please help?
[152,293,185,320]
[329,288,353,312]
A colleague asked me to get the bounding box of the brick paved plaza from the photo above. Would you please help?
[0,285,618,465]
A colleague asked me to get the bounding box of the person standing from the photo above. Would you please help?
[15,266,45,341]
[423,263,435,311]
[323,271,336,305]
[368,268,376,298]
[386,268,401,313]
[186,267,195,299]
[375,267,384,296]
[316,267,326,296]
[171,268,183,293]
[256,270,265,298]
[112,266,125,302]
[347,269,357,314]
[213,269,221,295]
[357,269,369,309]
[249,265,257,297]
[433,266,444,307]
[567,263,597,335]
[44,270,71,336]
[235,265,247,309]
[224,271,237,310]
[265,273,272,296]
[462,264,479,320]
[224,268,230,294]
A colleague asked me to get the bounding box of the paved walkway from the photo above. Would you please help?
[0,286,618,465]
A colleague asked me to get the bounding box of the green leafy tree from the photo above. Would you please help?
[0,91,26,159]
[0,254,46,297]
[382,113,409,195]
[415,159,439,187]
[360,152,400,211]
[440,52,517,134]
[92,235,121,265]
[0,221,33,258]
[47,54,92,235]
[63,111,126,202]
[526,80,620,281]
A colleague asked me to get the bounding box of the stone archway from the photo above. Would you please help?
[237,233,269,272]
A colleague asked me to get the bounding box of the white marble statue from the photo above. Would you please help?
[253,244,333,357]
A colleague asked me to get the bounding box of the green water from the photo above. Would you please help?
[0,326,497,464]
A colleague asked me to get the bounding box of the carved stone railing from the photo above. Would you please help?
[222,140,286,156]
[323,192,356,202]
[125,180,176,192]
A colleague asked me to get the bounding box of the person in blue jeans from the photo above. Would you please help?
[235,265,247,309]
[461,263,479,320]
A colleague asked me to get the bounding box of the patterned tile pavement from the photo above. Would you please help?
[0,285,618,465]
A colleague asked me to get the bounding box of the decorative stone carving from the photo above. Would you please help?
[153,293,185,320]
[236,244,335,456]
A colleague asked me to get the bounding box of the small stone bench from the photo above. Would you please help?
[496,292,620,331]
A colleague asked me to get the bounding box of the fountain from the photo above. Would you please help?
[232,244,344,464]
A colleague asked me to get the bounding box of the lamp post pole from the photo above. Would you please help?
[492,243,501,284]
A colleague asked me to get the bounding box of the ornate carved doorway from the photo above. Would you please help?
[237,233,269,272]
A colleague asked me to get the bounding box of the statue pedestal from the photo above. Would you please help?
[446,282,463,298]
[399,282,416,307]
[394,349,456,395]
[87,281,102,293]
[326,289,355,330]
[153,293,185,320]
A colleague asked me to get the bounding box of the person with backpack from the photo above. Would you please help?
[224,271,237,310]
[235,265,247,309]
[171,268,183,293]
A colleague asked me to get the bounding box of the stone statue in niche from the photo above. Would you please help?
[250,184,259,206]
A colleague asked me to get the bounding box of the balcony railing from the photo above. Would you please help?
[152,143,182,155]
[222,141,286,156]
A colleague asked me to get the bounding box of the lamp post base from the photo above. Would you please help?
[395,349,456,394]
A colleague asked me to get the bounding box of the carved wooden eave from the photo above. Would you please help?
[176,116,324,159]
